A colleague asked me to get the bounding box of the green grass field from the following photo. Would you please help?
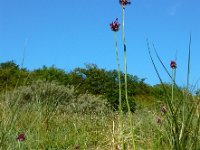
[0,80,199,149]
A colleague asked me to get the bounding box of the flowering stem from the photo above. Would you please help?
[18,141,21,149]
[114,31,124,148]
[171,69,175,102]
[114,32,122,115]
[122,7,135,150]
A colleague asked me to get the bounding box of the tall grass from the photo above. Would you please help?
[0,80,163,149]
[0,81,115,149]
[146,35,200,149]
[0,63,199,149]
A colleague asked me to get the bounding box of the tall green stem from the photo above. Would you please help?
[114,32,122,115]
[114,32,124,148]
[171,69,175,102]
[122,7,135,150]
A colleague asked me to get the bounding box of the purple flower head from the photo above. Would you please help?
[170,60,177,69]
[156,117,162,124]
[110,18,120,32]
[161,105,167,114]
[16,133,26,141]
[119,0,131,8]
[75,145,80,150]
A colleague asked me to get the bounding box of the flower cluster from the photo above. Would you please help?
[170,60,177,69]
[75,145,80,150]
[161,105,167,114]
[119,0,131,8]
[16,133,26,141]
[156,117,162,124]
[110,18,120,32]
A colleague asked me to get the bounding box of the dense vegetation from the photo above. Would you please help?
[0,60,200,149]
[0,60,166,112]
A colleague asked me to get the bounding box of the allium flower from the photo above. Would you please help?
[110,18,120,32]
[75,145,80,150]
[119,0,131,8]
[115,144,120,150]
[161,105,167,114]
[156,117,162,124]
[16,133,26,141]
[170,60,177,69]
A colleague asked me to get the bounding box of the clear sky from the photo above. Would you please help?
[0,0,200,86]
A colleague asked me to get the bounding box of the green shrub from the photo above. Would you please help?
[2,80,110,114]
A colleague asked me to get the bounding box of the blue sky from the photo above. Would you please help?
[0,0,200,86]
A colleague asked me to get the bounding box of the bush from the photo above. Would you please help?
[2,80,110,114]
[66,93,110,114]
